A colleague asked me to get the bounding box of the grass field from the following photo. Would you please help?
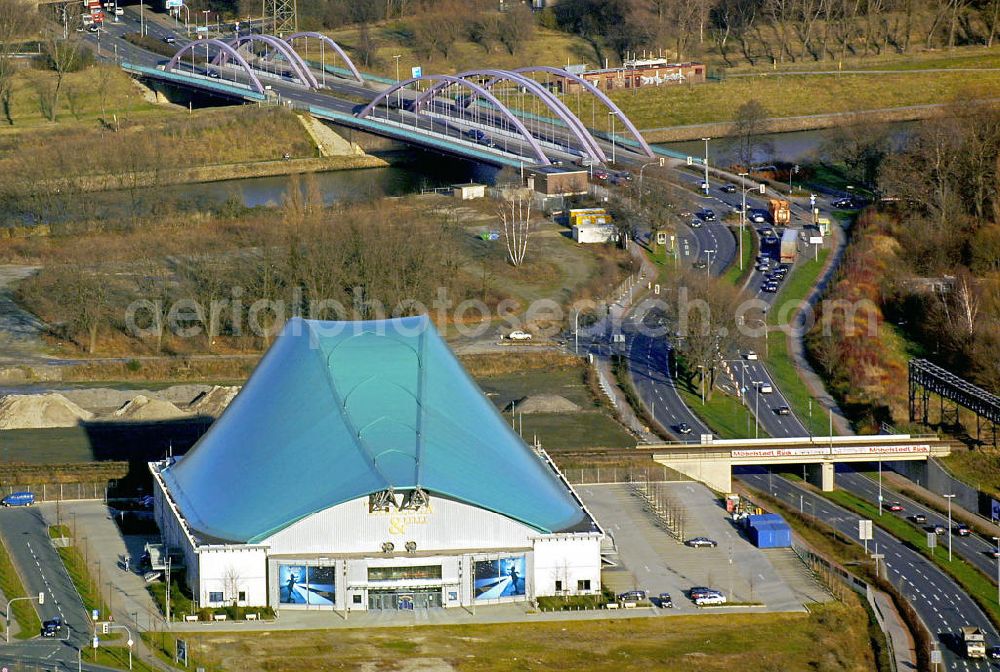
[824,488,1000,630]
[566,70,1000,130]
[171,602,876,672]
[938,451,1000,499]
[515,411,635,450]
[55,543,111,618]
[677,383,764,440]
[721,227,755,287]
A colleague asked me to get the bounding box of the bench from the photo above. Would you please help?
[605,603,619,610]
[622,602,637,609]
[184,615,198,623]
[245,613,257,621]
[213,614,227,621]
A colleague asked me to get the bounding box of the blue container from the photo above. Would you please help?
[751,521,792,548]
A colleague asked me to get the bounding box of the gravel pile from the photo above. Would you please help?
[188,386,240,417]
[0,393,94,429]
[507,394,581,414]
[112,395,189,421]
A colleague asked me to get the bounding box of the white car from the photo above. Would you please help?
[507,330,532,341]
[695,593,727,606]
[757,383,773,394]
[744,351,758,361]
[115,7,124,15]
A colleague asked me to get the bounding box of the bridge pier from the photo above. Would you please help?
[820,462,835,492]
[653,457,732,493]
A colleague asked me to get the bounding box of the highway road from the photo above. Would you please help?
[739,466,1000,668]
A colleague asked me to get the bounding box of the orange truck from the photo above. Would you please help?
[768,199,791,225]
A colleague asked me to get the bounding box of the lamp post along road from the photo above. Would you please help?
[944,494,955,561]
[609,112,617,164]
[701,137,711,193]
[738,172,749,270]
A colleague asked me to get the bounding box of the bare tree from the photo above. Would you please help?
[731,99,771,170]
[0,0,36,125]
[499,194,531,266]
[40,32,84,122]
[222,565,244,618]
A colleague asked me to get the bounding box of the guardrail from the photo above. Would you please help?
[121,62,268,101]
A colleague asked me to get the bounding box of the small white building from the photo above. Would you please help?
[152,316,603,613]
[452,183,486,200]
[573,223,618,244]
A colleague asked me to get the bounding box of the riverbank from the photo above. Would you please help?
[641,98,1000,143]
[57,154,390,195]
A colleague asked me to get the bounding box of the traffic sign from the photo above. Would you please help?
[93,636,99,649]
[858,520,872,540]
[809,193,816,206]
[92,609,99,621]
[758,183,766,194]
[686,156,693,166]
[927,532,937,548]
[410,66,422,78]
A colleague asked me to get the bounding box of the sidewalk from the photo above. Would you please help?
[872,589,919,671]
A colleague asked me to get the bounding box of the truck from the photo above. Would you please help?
[2,491,35,507]
[768,199,791,225]
[780,228,798,263]
[961,626,987,659]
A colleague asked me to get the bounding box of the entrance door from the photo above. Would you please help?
[397,593,414,610]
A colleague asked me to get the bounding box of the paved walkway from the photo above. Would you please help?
[872,589,919,671]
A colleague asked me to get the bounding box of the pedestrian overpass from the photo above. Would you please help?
[651,434,951,493]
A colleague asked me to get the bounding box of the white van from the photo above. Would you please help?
[757,382,773,394]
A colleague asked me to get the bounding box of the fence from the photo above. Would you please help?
[564,465,689,485]
[0,482,108,502]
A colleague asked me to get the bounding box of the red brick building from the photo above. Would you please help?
[559,59,706,93]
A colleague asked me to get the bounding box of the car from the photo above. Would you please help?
[679,210,692,218]
[767,272,785,282]
[833,197,856,209]
[550,158,565,167]
[685,537,718,548]
[695,593,727,606]
[614,171,632,182]
[774,406,791,415]
[40,617,62,637]
[657,592,673,608]
[700,181,709,191]
[720,184,736,193]
[756,264,771,273]
[911,513,927,524]
[688,586,718,600]
[114,6,124,14]
[618,590,647,602]
[692,260,708,270]
[750,211,767,223]
[744,351,758,361]
[885,501,903,512]
[700,209,716,221]
[756,255,772,264]
[87,24,99,32]
[757,383,773,393]
[464,129,487,141]
[763,235,780,246]
[689,218,703,229]
[762,282,779,293]
[507,330,532,341]
[207,70,220,78]
[957,523,971,536]
[932,524,946,535]
[593,169,609,181]
[990,549,1000,559]
[776,263,791,272]
[988,646,1000,660]
[675,422,692,435]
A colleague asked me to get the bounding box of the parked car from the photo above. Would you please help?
[957,523,971,536]
[2,492,34,507]
[762,282,779,293]
[675,422,692,435]
[688,587,720,600]
[618,590,647,602]
[657,592,674,608]
[774,406,791,415]
[695,593,727,606]
[685,537,718,548]
[911,513,927,524]
[720,184,736,193]
[507,330,532,341]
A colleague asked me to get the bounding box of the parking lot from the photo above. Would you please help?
[578,482,823,611]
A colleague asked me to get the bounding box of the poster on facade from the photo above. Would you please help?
[992,498,1000,523]
[473,556,525,600]
[278,564,335,605]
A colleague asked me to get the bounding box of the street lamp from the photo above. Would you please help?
[705,249,715,279]
[139,1,145,36]
[393,54,401,109]
[609,112,617,164]
[701,137,711,193]
[638,157,664,206]
[944,494,955,561]
[878,460,883,516]
[697,364,706,405]
[738,172,750,271]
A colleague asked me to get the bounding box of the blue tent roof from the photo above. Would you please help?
[161,316,591,543]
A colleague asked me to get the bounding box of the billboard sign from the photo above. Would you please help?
[473,556,525,600]
[165,0,183,8]
[278,564,335,606]
[991,498,1000,523]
